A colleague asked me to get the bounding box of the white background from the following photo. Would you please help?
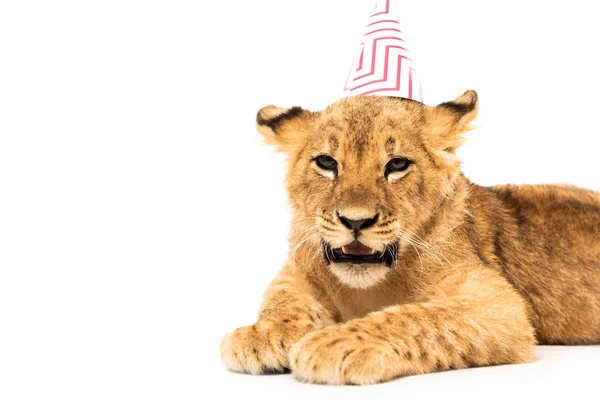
[1,0,599,399]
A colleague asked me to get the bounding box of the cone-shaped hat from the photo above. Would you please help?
[343,0,423,102]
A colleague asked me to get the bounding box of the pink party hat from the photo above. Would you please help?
[343,0,423,102]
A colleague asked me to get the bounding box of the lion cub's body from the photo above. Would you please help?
[486,184,600,343]
[221,93,600,384]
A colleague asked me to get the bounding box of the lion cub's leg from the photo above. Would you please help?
[290,268,536,384]
[220,268,334,374]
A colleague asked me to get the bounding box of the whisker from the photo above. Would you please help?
[287,215,319,228]
[291,231,320,262]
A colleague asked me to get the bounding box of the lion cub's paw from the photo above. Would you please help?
[289,325,398,385]
[220,325,288,374]
[220,320,315,375]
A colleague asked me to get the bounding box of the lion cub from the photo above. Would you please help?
[220,91,600,384]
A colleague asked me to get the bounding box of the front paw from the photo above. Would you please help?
[289,326,399,385]
[220,320,314,375]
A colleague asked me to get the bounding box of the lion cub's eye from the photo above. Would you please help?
[385,158,412,177]
[315,155,338,171]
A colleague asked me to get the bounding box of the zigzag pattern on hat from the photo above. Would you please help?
[343,0,423,102]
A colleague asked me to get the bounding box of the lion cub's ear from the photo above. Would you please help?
[426,90,479,153]
[256,105,313,152]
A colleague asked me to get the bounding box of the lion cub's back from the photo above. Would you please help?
[491,183,599,245]
[489,183,600,344]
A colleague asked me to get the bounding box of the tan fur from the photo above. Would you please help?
[220,91,600,384]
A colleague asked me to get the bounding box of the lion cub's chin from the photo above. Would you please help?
[328,263,391,289]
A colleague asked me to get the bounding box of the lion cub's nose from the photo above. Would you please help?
[337,212,379,232]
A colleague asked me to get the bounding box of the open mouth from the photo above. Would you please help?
[323,240,395,267]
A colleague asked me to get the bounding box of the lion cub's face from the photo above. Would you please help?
[256,92,478,288]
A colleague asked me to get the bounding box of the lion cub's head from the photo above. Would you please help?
[256,91,478,288]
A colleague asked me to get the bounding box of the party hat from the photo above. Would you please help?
[343,0,423,102]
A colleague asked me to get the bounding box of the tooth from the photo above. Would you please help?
[370,249,376,255]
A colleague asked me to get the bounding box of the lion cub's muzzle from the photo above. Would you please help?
[320,210,396,267]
